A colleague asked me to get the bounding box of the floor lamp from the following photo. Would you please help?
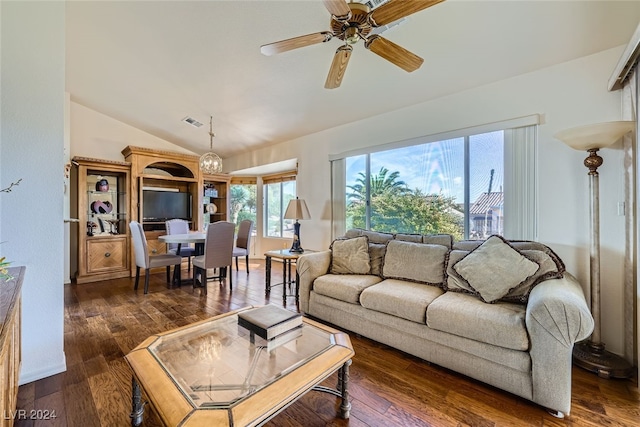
[284,197,311,253]
[555,120,635,379]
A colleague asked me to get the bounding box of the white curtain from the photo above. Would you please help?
[330,158,346,240]
[504,125,538,240]
[622,69,637,366]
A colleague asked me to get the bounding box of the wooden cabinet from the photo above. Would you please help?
[86,237,128,273]
[73,157,131,284]
[122,146,232,275]
[203,173,231,225]
[0,267,24,427]
[145,231,168,256]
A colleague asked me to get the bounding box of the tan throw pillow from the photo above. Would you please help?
[330,236,371,275]
[444,250,474,293]
[383,240,448,286]
[452,235,540,303]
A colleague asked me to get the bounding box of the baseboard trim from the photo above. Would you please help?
[18,354,67,385]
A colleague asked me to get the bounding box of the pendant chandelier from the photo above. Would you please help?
[199,116,223,174]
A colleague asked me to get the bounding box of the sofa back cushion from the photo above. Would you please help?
[382,240,448,286]
[330,236,371,274]
[345,228,453,248]
[422,234,454,249]
[394,233,422,243]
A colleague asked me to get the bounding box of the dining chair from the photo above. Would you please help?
[232,219,254,273]
[192,221,235,294]
[165,218,196,273]
[129,221,182,294]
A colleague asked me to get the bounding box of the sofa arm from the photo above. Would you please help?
[297,250,331,313]
[526,273,594,415]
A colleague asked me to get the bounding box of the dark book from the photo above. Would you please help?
[238,305,302,340]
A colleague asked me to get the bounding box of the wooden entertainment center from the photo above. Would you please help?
[73,146,230,283]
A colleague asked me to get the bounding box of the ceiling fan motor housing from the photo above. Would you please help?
[331,3,372,43]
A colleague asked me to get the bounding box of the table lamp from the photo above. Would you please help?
[284,197,311,253]
[554,120,634,378]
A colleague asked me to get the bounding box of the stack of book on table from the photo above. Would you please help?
[238,305,303,351]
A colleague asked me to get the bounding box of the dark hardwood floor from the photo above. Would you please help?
[15,259,640,426]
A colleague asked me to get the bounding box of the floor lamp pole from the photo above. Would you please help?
[572,148,632,379]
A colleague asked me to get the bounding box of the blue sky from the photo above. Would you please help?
[346,131,504,204]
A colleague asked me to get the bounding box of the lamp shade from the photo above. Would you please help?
[284,198,311,220]
[554,121,635,151]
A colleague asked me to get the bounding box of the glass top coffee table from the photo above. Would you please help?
[125,307,354,426]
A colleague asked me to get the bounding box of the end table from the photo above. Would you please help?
[264,249,315,303]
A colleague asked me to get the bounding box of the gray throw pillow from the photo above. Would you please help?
[330,236,371,275]
[452,235,540,303]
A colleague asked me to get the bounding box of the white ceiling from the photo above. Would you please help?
[66,1,640,161]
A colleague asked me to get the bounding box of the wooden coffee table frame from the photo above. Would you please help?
[125,308,354,426]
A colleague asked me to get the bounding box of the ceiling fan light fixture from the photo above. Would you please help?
[199,116,223,174]
[345,27,360,44]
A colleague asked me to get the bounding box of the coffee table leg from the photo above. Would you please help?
[265,255,272,295]
[338,359,352,419]
[130,377,146,426]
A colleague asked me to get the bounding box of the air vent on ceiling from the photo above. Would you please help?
[182,116,204,128]
[364,0,390,10]
[370,17,407,36]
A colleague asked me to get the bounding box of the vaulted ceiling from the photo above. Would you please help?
[66,1,640,159]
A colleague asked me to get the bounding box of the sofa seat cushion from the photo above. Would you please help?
[313,274,382,304]
[360,279,444,323]
[426,291,529,351]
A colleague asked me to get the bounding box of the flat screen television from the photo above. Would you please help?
[143,190,192,222]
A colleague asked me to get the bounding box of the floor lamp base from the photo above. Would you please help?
[573,341,633,379]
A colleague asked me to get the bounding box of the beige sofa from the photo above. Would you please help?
[297,229,594,417]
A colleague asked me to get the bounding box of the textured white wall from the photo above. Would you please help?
[224,46,629,355]
[71,102,196,161]
[1,1,66,383]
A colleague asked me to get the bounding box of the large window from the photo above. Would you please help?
[346,132,502,240]
[264,173,296,238]
[230,180,257,231]
[335,117,538,241]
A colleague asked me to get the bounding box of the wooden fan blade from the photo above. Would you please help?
[322,0,351,19]
[325,45,353,89]
[369,0,445,27]
[365,35,423,72]
[260,32,332,56]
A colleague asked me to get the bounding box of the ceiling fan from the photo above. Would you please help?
[260,0,446,89]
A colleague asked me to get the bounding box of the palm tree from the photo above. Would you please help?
[347,167,409,204]
[230,185,249,224]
